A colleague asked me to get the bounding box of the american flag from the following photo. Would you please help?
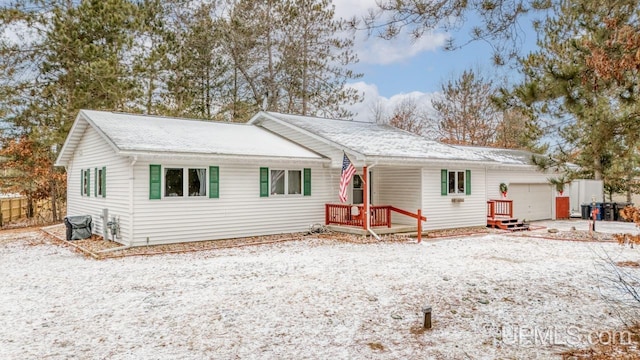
[339,153,356,203]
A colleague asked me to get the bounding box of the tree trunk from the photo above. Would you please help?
[51,176,58,222]
[593,155,602,180]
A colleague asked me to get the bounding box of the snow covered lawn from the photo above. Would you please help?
[1,229,638,359]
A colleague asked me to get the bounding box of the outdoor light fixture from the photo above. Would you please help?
[422,305,432,329]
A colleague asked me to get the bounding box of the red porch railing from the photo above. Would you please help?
[325,204,427,242]
[325,204,392,228]
[487,199,513,218]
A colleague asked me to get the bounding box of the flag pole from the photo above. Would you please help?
[363,166,368,232]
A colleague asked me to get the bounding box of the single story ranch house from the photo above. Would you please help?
[55,110,564,246]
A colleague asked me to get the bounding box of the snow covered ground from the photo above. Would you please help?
[1,222,639,359]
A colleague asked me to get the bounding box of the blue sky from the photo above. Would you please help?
[334,1,541,121]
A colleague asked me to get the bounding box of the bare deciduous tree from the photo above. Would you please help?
[387,98,427,135]
[372,97,435,137]
[432,69,499,146]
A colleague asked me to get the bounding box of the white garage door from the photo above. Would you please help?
[509,184,553,221]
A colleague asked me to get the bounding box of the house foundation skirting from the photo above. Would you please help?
[326,224,418,236]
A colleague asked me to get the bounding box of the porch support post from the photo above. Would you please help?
[417,209,422,243]
[363,166,368,231]
[325,204,329,225]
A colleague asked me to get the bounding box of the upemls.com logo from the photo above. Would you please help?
[480,323,634,347]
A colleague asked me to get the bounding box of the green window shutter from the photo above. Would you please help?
[303,168,311,196]
[149,164,161,200]
[80,169,84,196]
[260,167,269,197]
[465,170,471,195]
[87,168,90,197]
[94,168,97,197]
[441,169,448,196]
[209,166,219,198]
[102,166,106,198]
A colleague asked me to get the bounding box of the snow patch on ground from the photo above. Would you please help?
[0,230,638,359]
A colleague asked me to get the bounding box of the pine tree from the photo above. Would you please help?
[220,0,361,119]
[506,0,640,186]
[0,0,140,220]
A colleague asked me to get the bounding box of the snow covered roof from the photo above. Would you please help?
[451,145,538,166]
[56,110,325,166]
[251,112,531,164]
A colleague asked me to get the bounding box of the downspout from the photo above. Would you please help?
[364,164,381,240]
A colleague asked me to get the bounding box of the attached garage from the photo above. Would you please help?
[509,183,553,221]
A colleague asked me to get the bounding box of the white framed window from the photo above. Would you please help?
[448,170,465,194]
[288,170,302,195]
[165,168,184,197]
[270,169,303,195]
[188,168,207,197]
[96,168,104,196]
[82,169,90,196]
[164,167,207,197]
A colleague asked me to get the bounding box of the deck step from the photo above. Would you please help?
[487,217,530,232]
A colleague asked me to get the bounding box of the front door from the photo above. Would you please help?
[352,172,373,204]
[352,174,363,204]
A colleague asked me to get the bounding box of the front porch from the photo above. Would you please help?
[325,204,426,238]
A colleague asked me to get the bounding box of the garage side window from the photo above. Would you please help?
[441,169,471,195]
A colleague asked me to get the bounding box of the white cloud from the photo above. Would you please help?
[342,81,381,122]
[332,0,377,21]
[333,0,449,65]
[355,32,449,65]
[344,81,438,122]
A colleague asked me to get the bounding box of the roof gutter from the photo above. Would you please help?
[116,150,330,164]
[363,156,503,168]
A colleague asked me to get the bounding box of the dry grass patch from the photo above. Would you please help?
[616,261,640,268]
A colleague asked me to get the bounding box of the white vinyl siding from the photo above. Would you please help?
[256,120,342,167]
[375,167,422,225]
[131,161,335,246]
[422,166,487,230]
[66,127,131,244]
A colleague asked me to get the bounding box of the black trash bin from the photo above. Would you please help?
[64,215,92,240]
[581,204,590,220]
[602,202,615,221]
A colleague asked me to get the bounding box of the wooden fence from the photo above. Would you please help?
[0,197,28,227]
